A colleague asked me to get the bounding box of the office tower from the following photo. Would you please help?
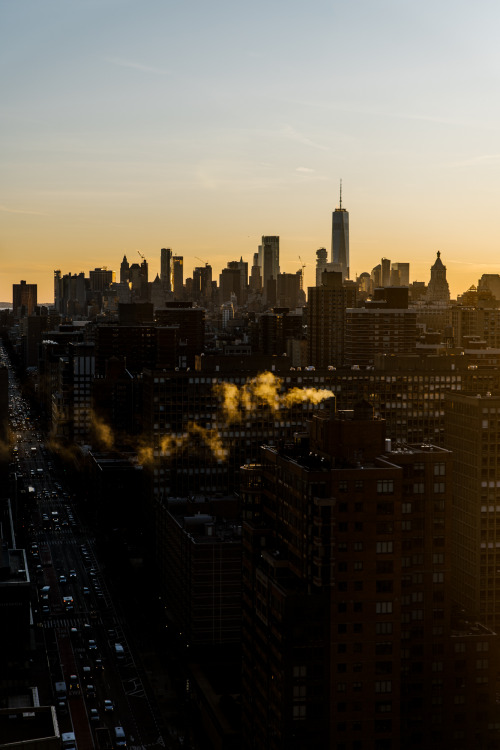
[128,262,149,301]
[260,236,280,303]
[307,271,357,368]
[392,262,410,286]
[52,342,95,443]
[478,273,500,301]
[276,272,301,309]
[193,264,213,304]
[53,272,87,316]
[315,247,328,285]
[371,264,382,289]
[331,181,349,279]
[345,287,417,366]
[12,280,37,318]
[155,303,205,368]
[172,256,184,299]
[160,248,173,292]
[219,268,242,305]
[241,402,498,750]
[445,392,500,632]
[89,267,115,292]
[249,252,262,292]
[257,308,303,356]
[426,251,450,303]
[381,257,391,286]
[120,255,129,284]
[227,257,248,303]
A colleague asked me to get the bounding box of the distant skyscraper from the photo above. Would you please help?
[172,256,184,299]
[120,255,129,284]
[13,280,37,317]
[260,236,280,304]
[392,262,410,286]
[161,248,173,292]
[426,251,450,303]
[315,247,328,286]
[331,180,349,280]
[89,267,115,292]
[381,257,391,286]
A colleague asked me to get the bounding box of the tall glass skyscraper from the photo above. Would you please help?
[331,181,349,280]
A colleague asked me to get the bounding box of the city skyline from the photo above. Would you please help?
[3,1,500,301]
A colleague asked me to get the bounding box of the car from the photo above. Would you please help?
[94,658,104,671]
[82,665,92,677]
[89,708,100,722]
[85,683,96,698]
[69,570,77,579]
[59,575,67,584]
[88,639,97,650]
[69,674,80,693]
[103,699,114,712]
[42,605,50,614]
[83,587,90,596]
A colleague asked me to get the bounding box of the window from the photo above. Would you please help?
[377,480,394,494]
[293,705,306,720]
[376,541,393,554]
[434,463,445,476]
[377,502,394,515]
[376,622,393,635]
[376,602,393,614]
[413,483,425,494]
[375,681,392,693]
[402,503,412,514]
[434,482,445,493]
[339,480,348,492]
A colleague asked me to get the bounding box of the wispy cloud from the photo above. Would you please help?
[282,125,330,151]
[0,205,45,216]
[105,57,171,75]
[296,167,315,173]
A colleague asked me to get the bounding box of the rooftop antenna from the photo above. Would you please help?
[339,178,342,209]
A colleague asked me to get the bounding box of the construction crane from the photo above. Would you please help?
[137,250,147,262]
[195,256,209,267]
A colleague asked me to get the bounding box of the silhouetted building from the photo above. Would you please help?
[13,280,37,318]
[260,236,280,304]
[307,271,357,367]
[161,248,173,292]
[241,403,498,750]
[89,267,115,292]
[445,391,500,633]
[345,287,417,366]
[172,255,184,299]
[427,252,450,303]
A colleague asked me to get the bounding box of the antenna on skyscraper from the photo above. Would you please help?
[339,179,342,210]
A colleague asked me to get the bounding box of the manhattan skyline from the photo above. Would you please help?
[3,0,500,301]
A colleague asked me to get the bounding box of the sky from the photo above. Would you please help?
[2,0,500,302]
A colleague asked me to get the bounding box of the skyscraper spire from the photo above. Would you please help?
[339,178,342,210]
